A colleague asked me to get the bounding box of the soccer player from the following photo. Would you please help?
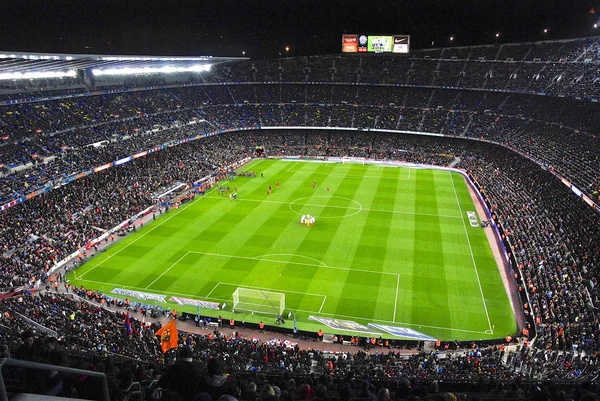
[276,182,280,188]
[326,186,330,192]
[312,180,316,189]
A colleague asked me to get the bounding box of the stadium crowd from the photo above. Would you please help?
[0,36,599,399]
[0,131,598,395]
[0,85,598,204]
[3,35,595,98]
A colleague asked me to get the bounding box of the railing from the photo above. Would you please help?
[0,358,110,401]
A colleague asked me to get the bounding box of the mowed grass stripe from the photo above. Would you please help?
[324,164,383,320]
[409,169,452,330]
[357,166,402,322]
[386,167,417,324]
[290,162,369,318]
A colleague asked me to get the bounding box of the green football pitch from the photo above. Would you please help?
[68,158,517,341]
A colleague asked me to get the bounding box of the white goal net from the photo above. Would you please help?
[232,288,285,315]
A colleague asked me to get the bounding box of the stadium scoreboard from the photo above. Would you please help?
[342,34,410,54]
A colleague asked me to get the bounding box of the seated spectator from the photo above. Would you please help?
[159,346,204,400]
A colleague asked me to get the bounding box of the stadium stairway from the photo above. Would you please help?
[448,157,461,168]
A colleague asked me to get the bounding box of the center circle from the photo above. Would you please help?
[289,196,363,219]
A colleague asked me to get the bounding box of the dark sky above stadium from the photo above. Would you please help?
[1,0,598,58]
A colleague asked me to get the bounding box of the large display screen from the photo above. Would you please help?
[367,36,393,52]
[342,34,410,53]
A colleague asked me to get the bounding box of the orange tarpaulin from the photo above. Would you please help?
[155,319,178,353]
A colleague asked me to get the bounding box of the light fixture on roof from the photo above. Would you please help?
[0,70,77,80]
[91,64,212,76]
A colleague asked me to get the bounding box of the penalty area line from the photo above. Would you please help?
[393,274,400,323]
[72,277,489,335]
[319,296,327,313]
[145,251,190,290]
[205,282,222,298]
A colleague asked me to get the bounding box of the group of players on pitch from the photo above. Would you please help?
[219,174,330,219]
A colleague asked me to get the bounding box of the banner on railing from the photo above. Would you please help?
[170,296,221,310]
[368,324,437,341]
[112,288,166,303]
[308,316,381,335]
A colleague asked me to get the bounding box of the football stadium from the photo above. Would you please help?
[0,2,599,399]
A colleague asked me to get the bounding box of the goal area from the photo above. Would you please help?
[232,288,285,315]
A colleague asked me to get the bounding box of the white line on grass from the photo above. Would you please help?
[286,161,298,173]
[78,196,202,279]
[205,196,462,219]
[449,172,493,333]
[289,170,412,180]
[319,296,327,313]
[245,159,264,169]
[188,250,399,277]
[145,251,191,289]
[253,253,328,267]
[205,282,221,298]
[393,274,400,323]
[74,277,488,334]
[76,278,230,302]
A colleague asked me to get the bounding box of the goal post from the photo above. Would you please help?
[232,288,285,315]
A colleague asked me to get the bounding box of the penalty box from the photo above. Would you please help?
[184,251,399,318]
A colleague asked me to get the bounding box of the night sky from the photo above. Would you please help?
[0,0,598,58]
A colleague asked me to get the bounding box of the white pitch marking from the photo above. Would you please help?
[449,172,493,333]
[188,250,399,277]
[205,282,221,298]
[288,196,363,219]
[74,277,487,334]
[206,195,462,219]
[253,253,328,267]
[78,194,205,279]
[319,296,327,313]
[145,251,190,289]
[286,161,299,173]
[393,274,400,323]
[292,170,411,180]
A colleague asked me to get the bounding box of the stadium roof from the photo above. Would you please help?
[0,51,247,79]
